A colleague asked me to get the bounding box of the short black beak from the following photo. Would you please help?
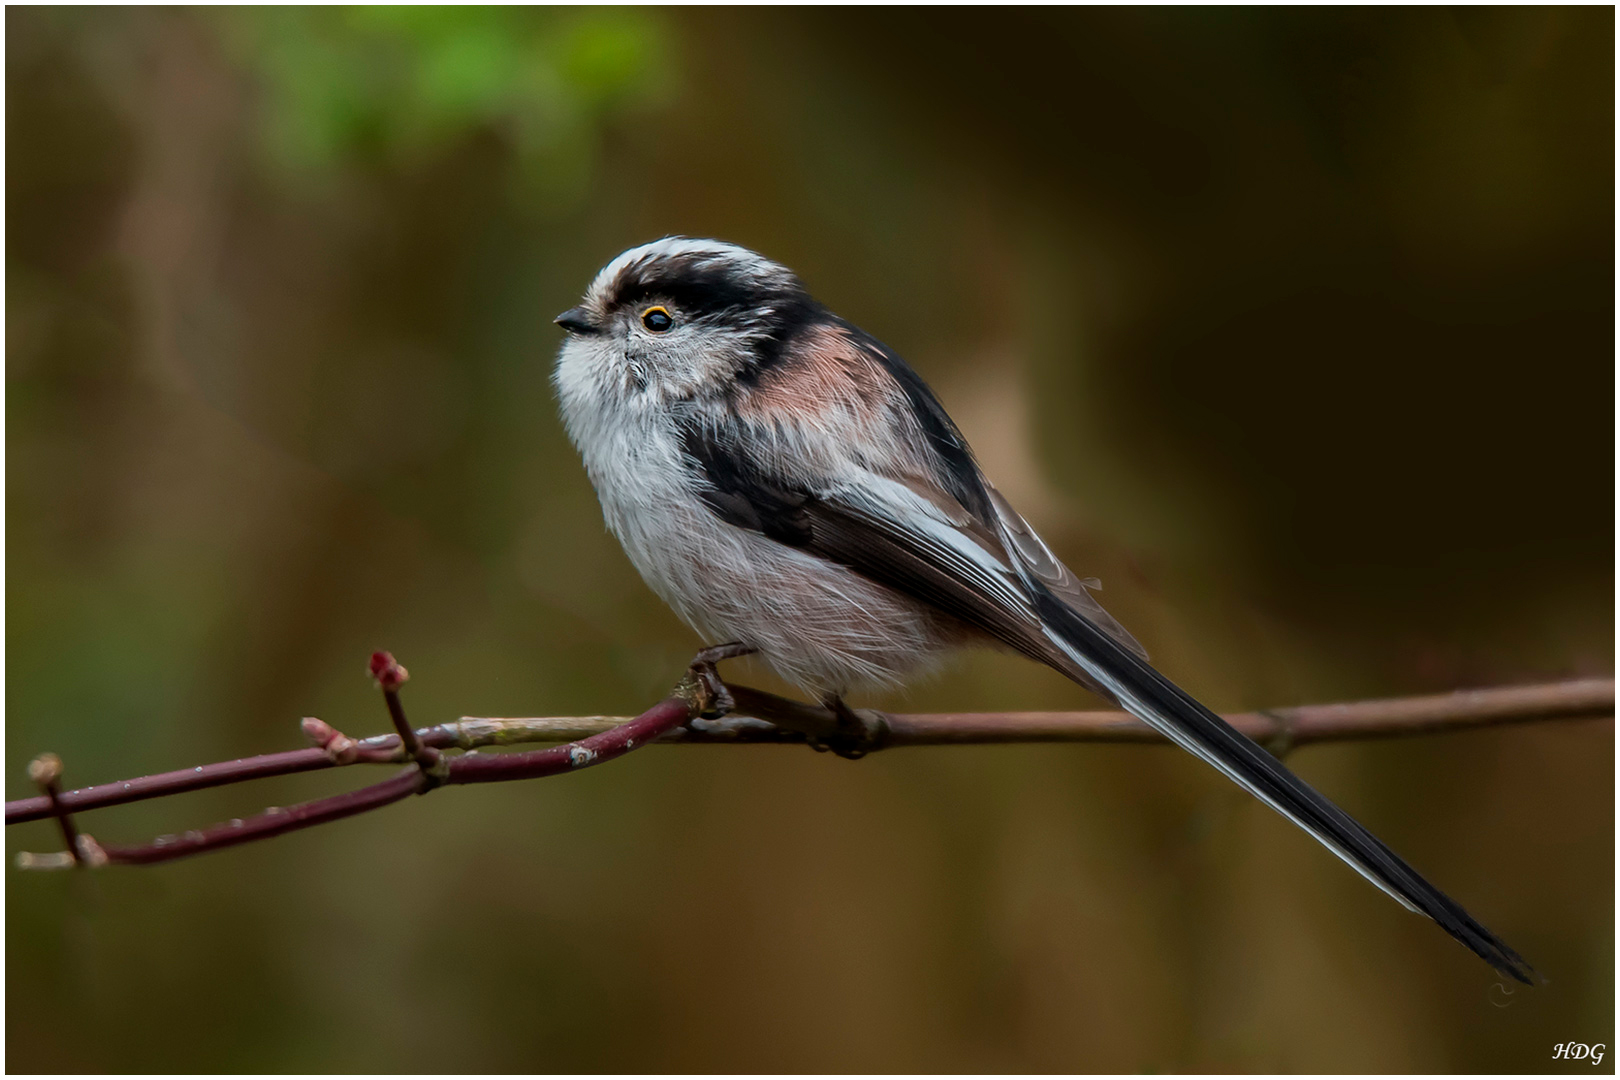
[554,307,600,335]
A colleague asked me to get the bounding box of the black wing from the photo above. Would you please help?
[676,336,1534,984]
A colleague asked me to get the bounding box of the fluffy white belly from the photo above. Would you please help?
[577,413,959,698]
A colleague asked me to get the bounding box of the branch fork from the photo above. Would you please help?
[11,646,750,868]
[18,753,108,870]
[7,648,1610,870]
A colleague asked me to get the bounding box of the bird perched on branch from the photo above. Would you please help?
[553,236,1534,984]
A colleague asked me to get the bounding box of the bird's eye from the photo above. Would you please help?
[641,306,673,333]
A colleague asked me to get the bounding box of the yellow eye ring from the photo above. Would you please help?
[641,306,673,333]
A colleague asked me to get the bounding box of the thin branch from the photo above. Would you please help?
[7,652,730,868]
[458,678,1616,750]
[92,697,697,866]
[880,677,1617,748]
[99,766,427,866]
[20,754,104,869]
[6,668,1609,869]
[368,651,445,784]
[7,742,377,827]
[6,679,1611,829]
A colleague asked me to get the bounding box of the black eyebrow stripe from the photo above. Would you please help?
[609,254,788,320]
[609,251,828,379]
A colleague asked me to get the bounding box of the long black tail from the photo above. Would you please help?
[1033,586,1536,985]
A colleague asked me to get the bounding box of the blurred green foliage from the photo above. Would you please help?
[7,6,1613,1072]
[226,6,665,196]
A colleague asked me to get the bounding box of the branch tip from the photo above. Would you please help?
[27,753,62,787]
[4,675,1609,868]
[302,717,359,764]
[368,651,409,692]
[369,652,443,786]
[75,833,109,868]
[29,751,85,867]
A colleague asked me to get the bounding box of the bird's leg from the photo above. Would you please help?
[809,695,885,760]
[680,642,756,719]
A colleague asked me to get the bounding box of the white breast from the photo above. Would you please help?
[554,344,961,698]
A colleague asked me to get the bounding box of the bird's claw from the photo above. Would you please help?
[808,698,888,760]
[678,642,755,719]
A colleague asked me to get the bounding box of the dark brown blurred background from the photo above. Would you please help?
[7,7,1612,1072]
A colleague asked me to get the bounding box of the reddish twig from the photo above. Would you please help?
[9,650,725,868]
[7,668,1609,868]
[7,679,1610,827]
[18,754,107,869]
[7,742,381,827]
[91,696,698,866]
[98,766,427,866]
[875,677,1617,747]
[369,651,445,785]
[27,754,79,863]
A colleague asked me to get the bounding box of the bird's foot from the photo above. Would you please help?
[808,696,888,760]
[678,642,756,719]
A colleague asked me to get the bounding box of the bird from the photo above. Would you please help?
[552,236,1534,984]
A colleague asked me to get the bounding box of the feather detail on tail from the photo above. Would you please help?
[1033,585,1537,985]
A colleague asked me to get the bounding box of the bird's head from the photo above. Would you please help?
[554,237,823,406]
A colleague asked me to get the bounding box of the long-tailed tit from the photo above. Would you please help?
[553,237,1532,984]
